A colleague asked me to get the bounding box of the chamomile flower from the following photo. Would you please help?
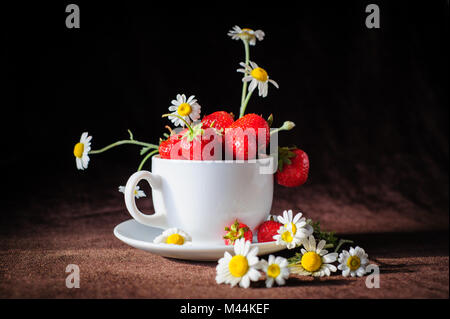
[237,61,279,97]
[338,246,369,277]
[153,228,192,245]
[289,235,338,277]
[273,210,313,249]
[273,223,299,249]
[118,185,146,199]
[216,238,261,288]
[260,255,290,288]
[73,132,92,170]
[168,94,201,127]
[227,26,265,45]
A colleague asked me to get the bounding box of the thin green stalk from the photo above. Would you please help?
[239,89,254,118]
[162,114,193,134]
[270,121,296,135]
[239,40,250,118]
[334,239,354,253]
[137,149,159,171]
[89,140,158,155]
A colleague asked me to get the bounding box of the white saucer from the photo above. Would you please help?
[113,219,286,261]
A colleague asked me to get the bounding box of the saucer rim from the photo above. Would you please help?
[113,219,280,251]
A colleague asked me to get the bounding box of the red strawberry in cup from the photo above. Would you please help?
[275,147,309,187]
[158,127,184,159]
[162,114,222,160]
[223,220,253,245]
[179,126,222,160]
[159,137,182,159]
[224,113,270,160]
[256,217,283,243]
[202,111,234,132]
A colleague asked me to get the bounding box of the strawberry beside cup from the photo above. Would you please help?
[276,147,310,187]
[223,220,253,245]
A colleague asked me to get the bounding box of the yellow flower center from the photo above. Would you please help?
[238,28,255,40]
[228,255,249,277]
[166,234,185,245]
[250,67,268,82]
[267,264,281,278]
[347,256,361,271]
[73,142,84,158]
[290,223,297,235]
[301,251,322,272]
[177,103,192,116]
[281,230,293,243]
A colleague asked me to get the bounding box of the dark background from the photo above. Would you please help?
[0,0,448,299]
[1,1,448,223]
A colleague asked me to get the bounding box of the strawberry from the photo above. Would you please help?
[158,126,185,160]
[257,217,283,243]
[159,138,177,159]
[224,113,270,160]
[223,220,253,245]
[159,133,185,159]
[202,111,234,132]
[179,124,222,160]
[275,147,309,187]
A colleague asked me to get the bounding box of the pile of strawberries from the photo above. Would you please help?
[159,111,310,188]
[159,111,269,161]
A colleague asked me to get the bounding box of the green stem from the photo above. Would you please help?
[334,239,354,253]
[270,121,296,135]
[239,40,250,118]
[89,140,158,155]
[239,89,254,118]
[127,129,134,140]
[162,114,193,134]
[137,149,159,171]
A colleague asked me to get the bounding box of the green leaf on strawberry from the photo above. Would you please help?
[267,114,273,127]
[276,147,310,187]
[277,146,297,172]
[223,220,253,245]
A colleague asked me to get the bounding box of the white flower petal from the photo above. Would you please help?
[269,79,279,88]
[316,240,326,253]
[292,212,302,224]
[308,236,317,251]
[265,277,274,288]
[322,252,338,263]
[247,267,261,282]
[356,267,367,277]
[248,79,257,92]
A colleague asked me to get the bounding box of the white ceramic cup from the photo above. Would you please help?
[124,156,274,243]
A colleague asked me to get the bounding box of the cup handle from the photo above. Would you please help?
[124,170,168,228]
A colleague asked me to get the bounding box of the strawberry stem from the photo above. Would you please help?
[267,114,274,127]
[223,220,248,244]
[164,125,174,136]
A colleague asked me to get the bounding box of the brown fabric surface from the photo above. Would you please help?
[1,1,448,300]
[0,174,448,299]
